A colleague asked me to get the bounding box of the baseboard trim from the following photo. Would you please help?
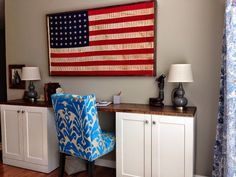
[95,159,116,168]
[95,159,209,177]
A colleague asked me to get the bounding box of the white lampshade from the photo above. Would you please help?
[168,64,193,82]
[21,67,41,81]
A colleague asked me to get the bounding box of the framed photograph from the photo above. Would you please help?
[46,1,156,76]
[9,64,26,89]
[44,82,60,104]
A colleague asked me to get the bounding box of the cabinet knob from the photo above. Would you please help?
[17,110,20,113]
[152,121,156,125]
[145,120,149,124]
[21,110,25,114]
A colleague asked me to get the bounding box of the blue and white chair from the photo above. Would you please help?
[51,93,115,177]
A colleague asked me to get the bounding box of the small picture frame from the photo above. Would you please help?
[9,64,26,89]
[44,82,60,104]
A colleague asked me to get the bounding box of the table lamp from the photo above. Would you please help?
[168,64,193,110]
[21,67,41,102]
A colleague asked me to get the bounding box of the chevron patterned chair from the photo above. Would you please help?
[51,93,115,177]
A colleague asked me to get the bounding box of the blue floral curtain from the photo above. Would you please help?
[212,0,236,176]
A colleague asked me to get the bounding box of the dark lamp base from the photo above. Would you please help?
[171,83,188,109]
[25,81,38,102]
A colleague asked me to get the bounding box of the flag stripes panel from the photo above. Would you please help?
[47,1,156,76]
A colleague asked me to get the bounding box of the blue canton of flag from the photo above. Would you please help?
[48,11,89,48]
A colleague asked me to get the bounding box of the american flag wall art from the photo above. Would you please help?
[47,1,156,76]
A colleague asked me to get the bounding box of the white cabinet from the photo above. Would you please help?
[1,106,24,161]
[1,105,59,173]
[116,112,195,177]
[116,113,152,177]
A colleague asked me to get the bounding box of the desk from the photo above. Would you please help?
[2,99,196,116]
[1,100,196,177]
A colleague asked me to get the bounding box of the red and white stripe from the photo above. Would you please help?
[49,1,155,76]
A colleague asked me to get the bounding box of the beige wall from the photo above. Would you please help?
[5,0,224,175]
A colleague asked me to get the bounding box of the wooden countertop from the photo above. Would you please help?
[1,99,196,117]
[0,99,53,108]
[99,103,196,117]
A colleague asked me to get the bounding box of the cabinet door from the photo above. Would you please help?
[22,107,48,165]
[152,115,194,177]
[1,105,24,160]
[116,112,151,177]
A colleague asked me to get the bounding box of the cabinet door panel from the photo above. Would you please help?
[1,106,24,160]
[116,112,151,177]
[152,115,194,177]
[23,107,48,165]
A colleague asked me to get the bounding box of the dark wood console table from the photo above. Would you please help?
[1,99,196,117]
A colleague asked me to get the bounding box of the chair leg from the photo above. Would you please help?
[59,153,66,177]
[88,161,95,177]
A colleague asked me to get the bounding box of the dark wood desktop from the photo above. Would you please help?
[1,99,196,117]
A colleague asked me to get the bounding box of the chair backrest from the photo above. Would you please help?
[51,93,103,161]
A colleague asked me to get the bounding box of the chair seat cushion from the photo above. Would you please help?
[62,131,115,162]
[91,132,116,161]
